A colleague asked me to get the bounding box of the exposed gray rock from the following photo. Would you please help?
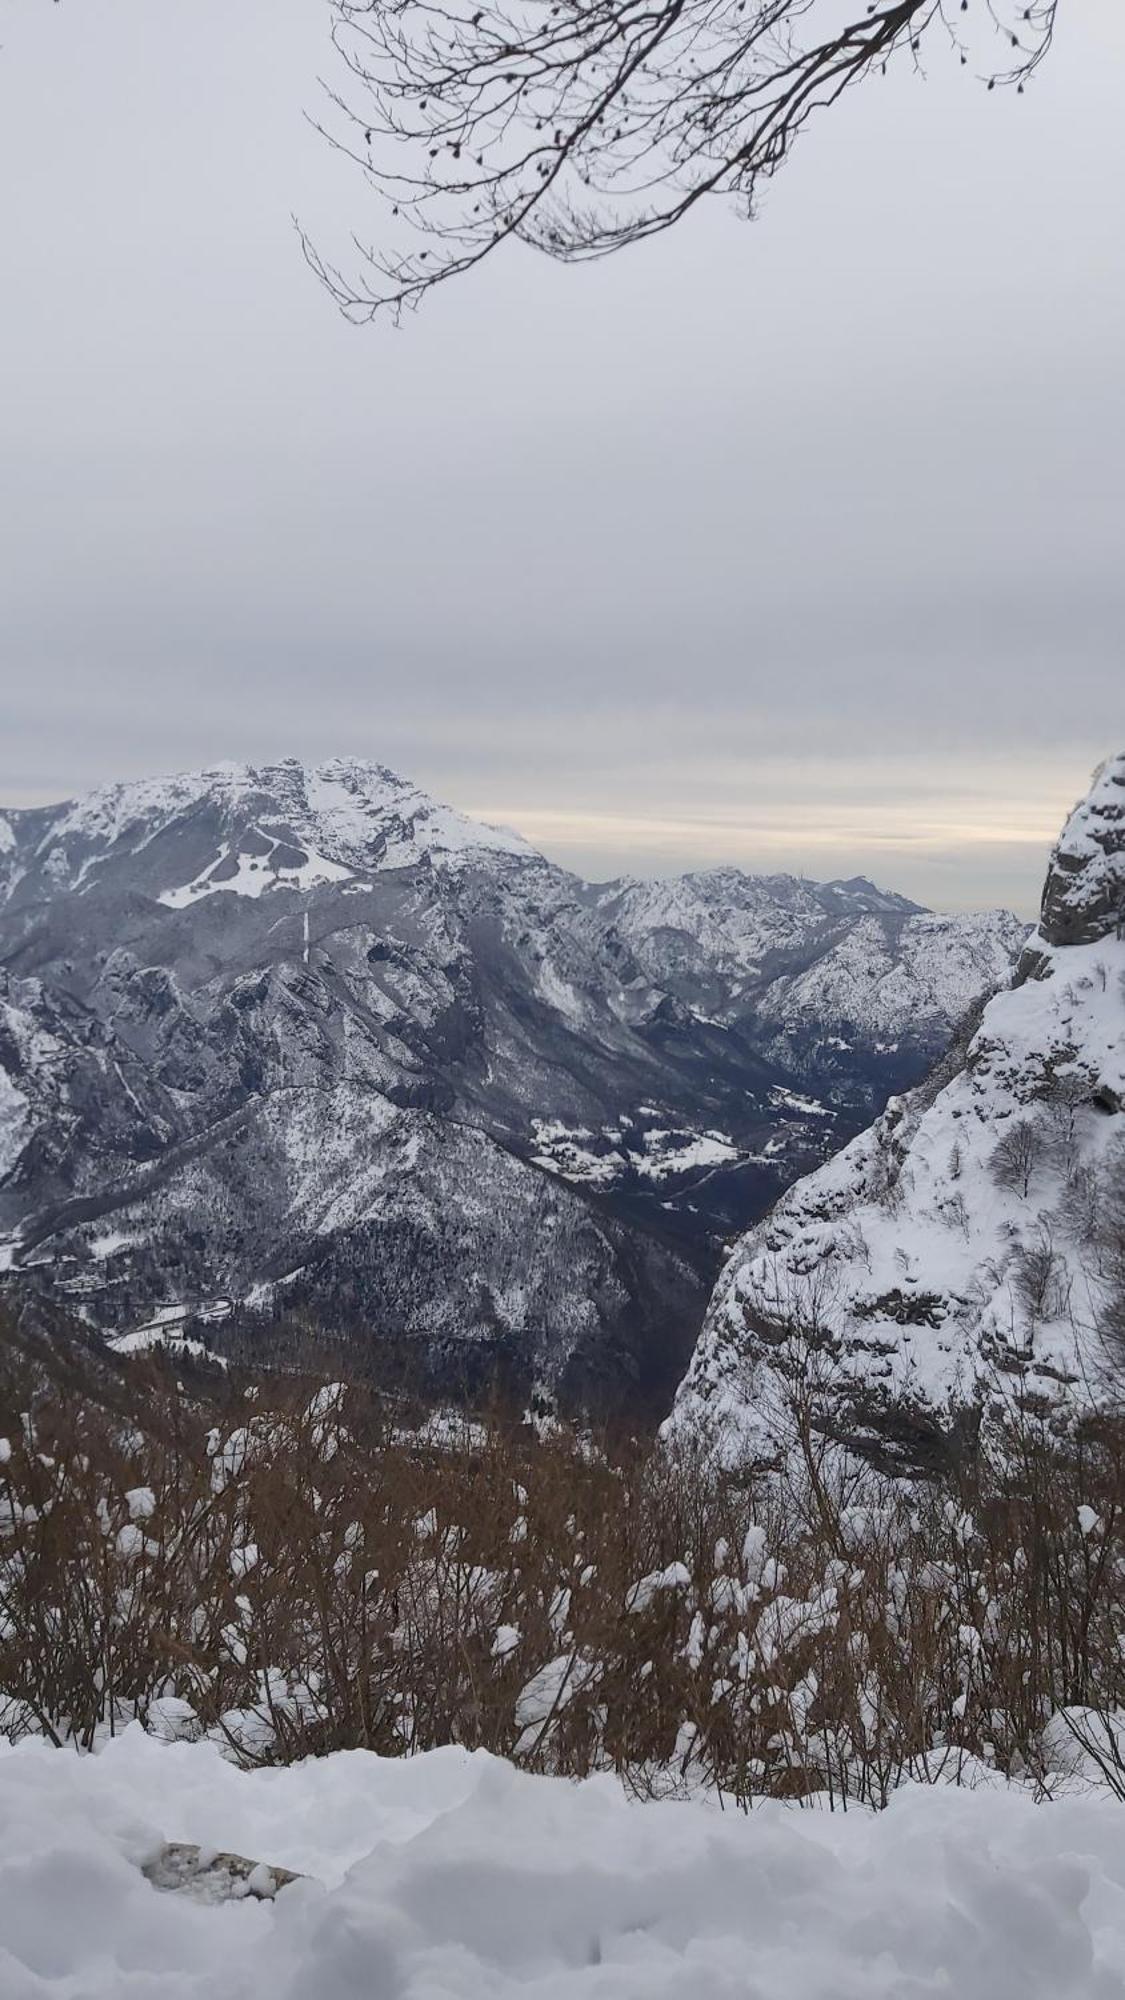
[143,1842,302,1902]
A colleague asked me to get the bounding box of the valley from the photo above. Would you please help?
[0,757,1024,1414]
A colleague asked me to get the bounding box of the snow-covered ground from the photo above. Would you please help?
[4,1729,1125,1998]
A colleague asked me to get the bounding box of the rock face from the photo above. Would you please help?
[668,756,1125,1470]
[1038,754,1125,950]
[0,759,1022,1412]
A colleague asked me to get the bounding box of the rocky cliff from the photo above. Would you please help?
[669,755,1125,1468]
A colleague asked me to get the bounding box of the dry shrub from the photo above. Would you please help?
[3,1332,1125,1807]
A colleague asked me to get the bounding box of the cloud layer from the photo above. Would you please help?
[1,2,1121,913]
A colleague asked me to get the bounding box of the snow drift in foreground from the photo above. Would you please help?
[4,1730,1125,1998]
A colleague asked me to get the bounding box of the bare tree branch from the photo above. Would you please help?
[299,0,1058,319]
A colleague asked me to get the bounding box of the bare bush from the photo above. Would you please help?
[5,1330,1125,1810]
[1056,1163,1106,1251]
[989,1117,1049,1200]
[1098,1153,1125,1357]
[1009,1227,1071,1331]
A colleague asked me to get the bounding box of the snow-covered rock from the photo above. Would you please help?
[1038,754,1125,950]
[669,755,1125,1469]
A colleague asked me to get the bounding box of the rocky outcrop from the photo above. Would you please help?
[1038,754,1125,949]
[143,1843,302,1901]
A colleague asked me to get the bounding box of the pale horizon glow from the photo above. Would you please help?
[470,794,1072,855]
[0,750,1095,917]
[467,759,1086,911]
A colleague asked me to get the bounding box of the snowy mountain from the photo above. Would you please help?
[599,869,1021,1117]
[0,756,534,909]
[0,758,1023,1409]
[669,754,1125,1469]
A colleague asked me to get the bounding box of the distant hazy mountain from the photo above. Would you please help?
[669,754,1125,1470]
[0,758,1023,1412]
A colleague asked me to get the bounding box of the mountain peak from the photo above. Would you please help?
[818,876,926,917]
[1039,753,1125,948]
[0,758,537,911]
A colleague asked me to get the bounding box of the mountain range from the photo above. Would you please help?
[0,757,1023,1412]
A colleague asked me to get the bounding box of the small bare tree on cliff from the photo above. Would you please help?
[304,0,1057,319]
[989,1116,1048,1202]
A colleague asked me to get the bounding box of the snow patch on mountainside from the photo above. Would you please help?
[0,1067,30,1182]
[530,1118,743,1189]
[638,1129,740,1179]
[158,843,357,907]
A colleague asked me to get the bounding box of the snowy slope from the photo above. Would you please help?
[3,1728,1125,1998]
[670,754,1125,1469]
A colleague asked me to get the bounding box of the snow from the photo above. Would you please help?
[0,1064,31,1181]
[87,1229,136,1260]
[511,1652,599,1751]
[302,759,533,870]
[625,1560,692,1614]
[109,1314,229,1369]
[530,1118,742,1189]
[769,1086,833,1118]
[3,1728,1125,1997]
[1041,754,1125,942]
[637,1131,740,1180]
[158,842,356,908]
[530,1119,627,1188]
[753,908,1026,1044]
[533,957,588,1028]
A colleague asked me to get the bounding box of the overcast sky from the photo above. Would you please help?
[1,2,1121,912]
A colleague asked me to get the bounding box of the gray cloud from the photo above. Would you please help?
[1,0,1121,914]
